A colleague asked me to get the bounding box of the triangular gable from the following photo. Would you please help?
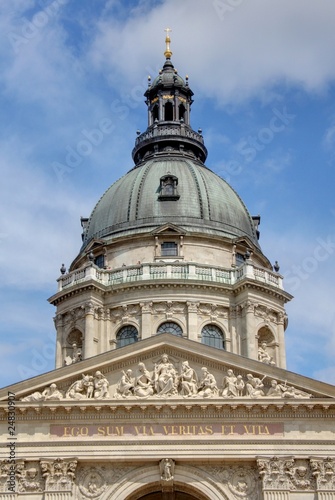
[152,223,186,236]
[1,335,335,403]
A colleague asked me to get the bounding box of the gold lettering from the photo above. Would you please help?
[80,426,88,436]
[98,426,105,436]
[148,426,155,436]
[258,425,270,435]
[198,426,207,435]
[243,425,256,435]
[63,426,72,437]
[170,426,178,435]
[221,424,236,435]
[205,425,214,435]
[134,425,143,436]
[162,425,170,435]
[116,426,124,436]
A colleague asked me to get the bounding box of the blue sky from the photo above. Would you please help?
[1,0,335,388]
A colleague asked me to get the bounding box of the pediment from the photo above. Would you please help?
[152,223,186,236]
[1,335,335,405]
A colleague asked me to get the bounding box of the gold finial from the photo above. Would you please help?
[164,27,172,59]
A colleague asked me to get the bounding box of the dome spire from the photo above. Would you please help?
[164,27,173,59]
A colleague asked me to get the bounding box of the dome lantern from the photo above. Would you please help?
[132,30,207,165]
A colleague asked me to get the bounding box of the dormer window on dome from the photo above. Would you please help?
[158,174,179,200]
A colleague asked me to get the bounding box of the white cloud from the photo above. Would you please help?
[88,0,335,104]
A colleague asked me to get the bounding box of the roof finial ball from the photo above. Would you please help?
[164,27,173,59]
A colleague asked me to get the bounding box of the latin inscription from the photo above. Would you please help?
[50,422,283,438]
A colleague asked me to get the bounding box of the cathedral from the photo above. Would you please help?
[1,32,335,500]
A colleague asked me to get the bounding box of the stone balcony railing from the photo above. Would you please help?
[57,261,283,292]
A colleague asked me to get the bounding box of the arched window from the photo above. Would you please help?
[157,322,182,336]
[152,104,159,122]
[94,254,105,268]
[179,103,186,121]
[164,102,173,121]
[116,325,138,348]
[201,324,225,349]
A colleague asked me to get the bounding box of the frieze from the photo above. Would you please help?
[50,422,284,439]
[19,353,315,402]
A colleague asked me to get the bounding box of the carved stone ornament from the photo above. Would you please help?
[160,458,175,481]
[310,457,335,490]
[40,458,77,491]
[16,462,43,493]
[257,457,318,491]
[203,464,259,498]
[78,467,107,498]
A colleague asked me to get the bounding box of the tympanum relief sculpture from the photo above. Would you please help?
[20,353,313,402]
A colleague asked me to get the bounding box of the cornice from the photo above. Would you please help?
[1,399,335,422]
[49,277,291,307]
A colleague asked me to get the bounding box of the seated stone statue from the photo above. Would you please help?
[179,361,198,397]
[258,342,275,365]
[134,362,154,398]
[198,367,219,398]
[222,369,238,398]
[115,369,135,398]
[154,354,178,396]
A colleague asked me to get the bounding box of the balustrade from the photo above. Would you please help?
[58,262,282,292]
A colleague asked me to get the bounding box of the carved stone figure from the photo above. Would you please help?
[115,369,135,398]
[179,361,198,396]
[267,379,286,397]
[133,362,154,398]
[258,341,275,365]
[93,371,109,399]
[235,375,245,396]
[64,343,82,366]
[21,383,64,402]
[222,369,238,398]
[280,384,312,399]
[245,374,265,398]
[198,367,219,397]
[154,354,178,396]
[160,458,175,481]
[66,374,94,400]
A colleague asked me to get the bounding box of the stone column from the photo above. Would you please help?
[40,458,77,500]
[105,308,112,351]
[54,314,65,368]
[310,457,335,499]
[141,302,153,339]
[257,456,294,500]
[187,302,198,341]
[84,302,96,358]
[243,300,257,359]
[262,493,289,500]
[277,312,287,369]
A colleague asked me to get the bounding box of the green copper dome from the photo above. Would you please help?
[81,158,260,249]
[80,39,260,253]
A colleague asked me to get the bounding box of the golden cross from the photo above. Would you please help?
[164,27,172,58]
